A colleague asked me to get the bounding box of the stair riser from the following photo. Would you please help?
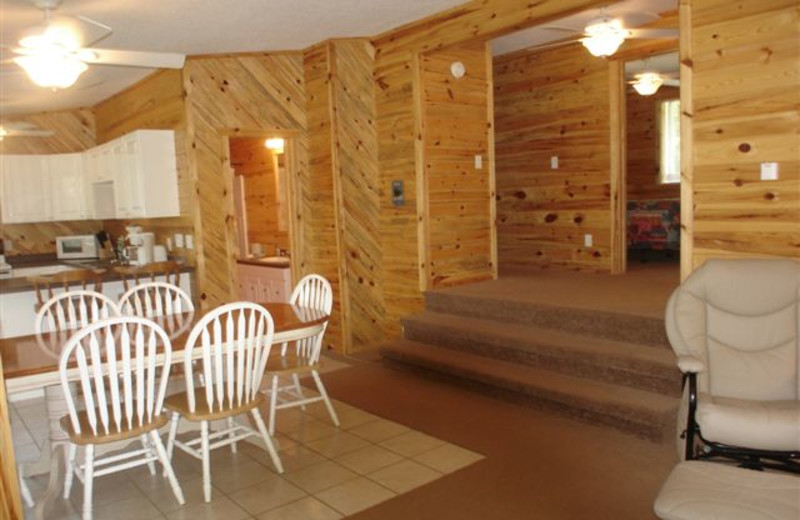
[382,355,674,442]
[402,320,681,396]
[425,292,669,349]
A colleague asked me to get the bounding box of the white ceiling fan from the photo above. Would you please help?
[530,11,678,57]
[0,121,54,140]
[2,0,185,90]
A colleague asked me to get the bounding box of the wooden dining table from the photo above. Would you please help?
[0,302,329,519]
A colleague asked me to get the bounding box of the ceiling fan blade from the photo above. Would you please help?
[663,78,680,87]
[46,15,112,48]
[540,25,582,34]
[521,38,583,53]
[617,11,661,28]
[81,48,186,69]
[628,28,679,39]
[7,130,55,137]
[1,121,40,131]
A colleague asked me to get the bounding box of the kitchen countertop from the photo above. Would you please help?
[0,255,195,295]
[236,256,291,268]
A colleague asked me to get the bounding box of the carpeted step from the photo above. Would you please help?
[381,339,678,442]
[425,291,669,349]
[402,312,681,397]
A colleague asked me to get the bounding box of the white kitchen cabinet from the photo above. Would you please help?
[49,153,89,221]
[0,155,51,223]
[237,263,291,303]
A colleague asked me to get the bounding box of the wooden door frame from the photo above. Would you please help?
[222,129,303,288]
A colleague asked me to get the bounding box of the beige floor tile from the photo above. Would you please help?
[308,405,379,430]
[367,459,441,494]
[303,431,370,458]
[227,475,307,515]
[412,443,484,473]
[379,430,446,457]
[279,416,339,444]
[348,419,410,443]
[66,472,144,508]
[284,460,358,494]
[165,494,251,520]
[334,445,404,475]
[315,477,395,516]
[256,496,342,520]
[91,495,163,520]
[211,459,278,494]
[263,442,328,473]
[132,475,207,514]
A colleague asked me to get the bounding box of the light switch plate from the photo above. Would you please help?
[185,234,194,249]
[584,234,593,248]
[474,154,483,170]
[551,156,559,170]
[174,233,184,248]
[760,162,779,181]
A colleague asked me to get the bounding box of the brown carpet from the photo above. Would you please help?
[322,360,678,520]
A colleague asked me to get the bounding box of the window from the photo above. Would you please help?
[659,99,681,184]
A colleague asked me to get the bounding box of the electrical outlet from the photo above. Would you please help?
[550,156,559,170]
[2,239,12,252]
[584,234,593,248]
[474,154,483,170]
[174,233,184,248]
[760,162,779,181]
[185,234,194,249]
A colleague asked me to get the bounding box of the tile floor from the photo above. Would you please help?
[11,356,483,519]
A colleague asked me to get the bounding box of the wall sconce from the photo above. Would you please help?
[265,137,285,154]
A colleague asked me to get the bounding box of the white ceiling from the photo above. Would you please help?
[491,0,677,56]
[0,0,469,115]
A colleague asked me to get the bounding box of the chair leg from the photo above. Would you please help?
[82,445,95,520]
[268,375,279,436]
[311,370,339,427]
[19,472,34,508]
[200,420,212,503]
[140,434,156,475]
[227,417,237,453]
[251,408,284,474]
[280,341,288,356]
[63,443,77,499]
[149,431,185,506]
[291,373,306,410]
[164,412,181,477]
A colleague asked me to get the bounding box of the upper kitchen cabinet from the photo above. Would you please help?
[0,155,51,223]
[49,153,89,221]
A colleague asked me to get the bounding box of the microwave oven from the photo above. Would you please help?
[56,235,100,260]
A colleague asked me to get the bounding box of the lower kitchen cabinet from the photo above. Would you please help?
[236,262,291,303]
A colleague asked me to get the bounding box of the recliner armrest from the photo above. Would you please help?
[677,355,705,374]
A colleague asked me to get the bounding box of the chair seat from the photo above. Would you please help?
[60,408,168,446]
[697,394,800,451]
[164,387,263,422]
[267,352,320,376]
[654,461,800,520]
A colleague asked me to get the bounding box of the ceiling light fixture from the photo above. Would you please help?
[632,72,665,96]
[581,18,628,57]
[14,51,87,89]
[265,138,285,154]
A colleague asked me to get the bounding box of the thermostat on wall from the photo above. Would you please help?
[392,180,404,206]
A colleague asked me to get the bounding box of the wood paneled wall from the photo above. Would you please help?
[494,44,613,271]
[688,0,800,265]
[93,69,195,263]
[0,109,101,256]
[230,138,289,253]
[419,41,495,287]
[626,86,681,201]
[182,53,309,312]
[0,356,23,520]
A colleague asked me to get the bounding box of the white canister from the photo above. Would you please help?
[153,245,168,262]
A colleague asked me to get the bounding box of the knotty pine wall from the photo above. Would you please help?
[0,109,102,256]
[687,0,799,265]
[494,44,613,272]
[93,69,195,263]
[419,41,495,288]
[626,86,681,201]
[229,138,289,253]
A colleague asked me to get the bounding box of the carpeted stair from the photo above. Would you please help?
[381,290,681,442]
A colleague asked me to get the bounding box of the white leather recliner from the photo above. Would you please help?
[665,258,800,470]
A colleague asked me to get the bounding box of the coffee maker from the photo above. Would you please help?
[125,226,155,266]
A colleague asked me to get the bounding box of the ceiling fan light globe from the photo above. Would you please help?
[632,72,664,96]
[581,34,625,57]
[14,53,87,89]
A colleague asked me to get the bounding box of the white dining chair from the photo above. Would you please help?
[266,274,338,435]
[119,282,194,318]
[59,316,185,520]
[35,290,120,334]
[164,302,284,503]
